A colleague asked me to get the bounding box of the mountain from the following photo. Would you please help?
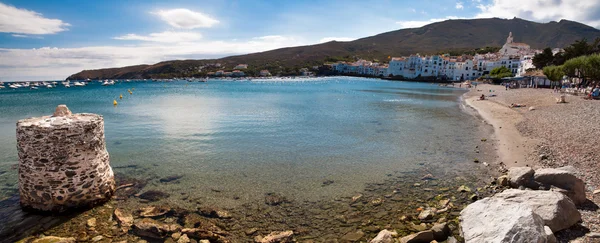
[68,17,600,80]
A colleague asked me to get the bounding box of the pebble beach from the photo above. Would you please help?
[465,84,600,242]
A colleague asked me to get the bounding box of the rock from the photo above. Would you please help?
[539,154,548,160]
[138,190,170,202]
[114,208,134,230]
[431,223,450,241]
[438,199,449,208]
[53,105,72,117]
[545,226,557,243]
[457,185,471,192]
[172,232,182,240]
[32,236,76,243]
[410,222,428,232]
[534,167,587,205]
[529,106,536,111]
[181,227,229,242]
[177,234,191,243]
[340,230,365,242]
[245,228,259,235]
[133,218,182,239]
[139,205,171,217]
[469,194,478,201]
[256,230,294,243]
[494,189,581,232]
[497,175,509,187]
[421,174,435,180]
[87,218,97,228]
[160,175,183,183]
[369,229,397,243]
[508,167,534,188]
[265,193,288,206]
[399,230,434,243]
[371,198,383,206]
[17,109,115,212]
[445,237,458,243]
[91,236,103,242]
[199,207,232,219]
[587,232,600,238]
[460,196,550,243]
[322,179,334,186]
[199,240,210,243]
[418,208,435,220]
[351,194,362,202]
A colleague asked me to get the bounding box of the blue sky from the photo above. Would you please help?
[1,0,599,81]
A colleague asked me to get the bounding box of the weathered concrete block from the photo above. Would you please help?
[17,105,115,212]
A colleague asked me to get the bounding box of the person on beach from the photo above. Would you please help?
[505,83,509,90]
[479,94,485,100]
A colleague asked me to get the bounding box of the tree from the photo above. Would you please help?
[543,66,565,88]
[533,48,554,69]
[564,39,593,60]
[490,66,513,79]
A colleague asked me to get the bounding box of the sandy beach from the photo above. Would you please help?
[464,83,600,241]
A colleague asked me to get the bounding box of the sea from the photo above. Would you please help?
[0,77,487,209]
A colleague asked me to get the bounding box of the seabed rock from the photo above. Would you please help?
[139,205,171,218]
[255,230,294,243]
[31,236,76,243]
[340,230,365,242]
[399,230,434,243]
[133,218,181,239]
[369,229,397,243]
[264,193,288,206]
[138,190,170,202]
[114,208,134,230]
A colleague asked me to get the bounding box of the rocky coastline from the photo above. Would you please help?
[5,83,600,242]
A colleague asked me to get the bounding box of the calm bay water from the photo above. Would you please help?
[0,77,482,208]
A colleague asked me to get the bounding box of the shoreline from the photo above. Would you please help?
[462,85,540,168]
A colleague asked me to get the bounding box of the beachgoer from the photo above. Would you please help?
[505,84,509,90]
[480,94,485,100]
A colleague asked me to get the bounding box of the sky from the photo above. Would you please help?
[1,0,600,81]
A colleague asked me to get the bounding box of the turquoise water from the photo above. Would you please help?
[0,77,481,207]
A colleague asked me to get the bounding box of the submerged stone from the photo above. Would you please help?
[138,190,170,202]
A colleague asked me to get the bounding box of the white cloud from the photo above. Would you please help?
[153,9,219,29]
[0,35,309,81]
[475,0,600,28]
[0,2,70,34]
[396,16,465,29]
[456,2,464,9]
[114,31,203,43]
[11,34,43,39]
[319,37,356,43]
[410,8,417,13]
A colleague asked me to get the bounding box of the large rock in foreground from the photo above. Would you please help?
[534,167,587,205]
[17,105,115,212]
[460,197,549,243]
[495,189,580,232]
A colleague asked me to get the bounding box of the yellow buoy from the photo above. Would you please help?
[128,89,132,94]
[119,94,123,99]
[113,100,118,106]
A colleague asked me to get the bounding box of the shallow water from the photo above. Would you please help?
[0,77,482,208]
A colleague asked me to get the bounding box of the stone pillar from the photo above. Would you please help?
[17,105,115,212]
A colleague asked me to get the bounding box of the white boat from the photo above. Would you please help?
[46,84,54,88]
[63,81,71,88]
[30,86,38,90]
[74,81,85,87]
[9,84,22,89]
[102,80,115,86]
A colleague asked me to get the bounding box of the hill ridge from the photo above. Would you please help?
[68,17,600,80]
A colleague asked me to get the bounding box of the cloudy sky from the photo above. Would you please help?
[1,0,599,81]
